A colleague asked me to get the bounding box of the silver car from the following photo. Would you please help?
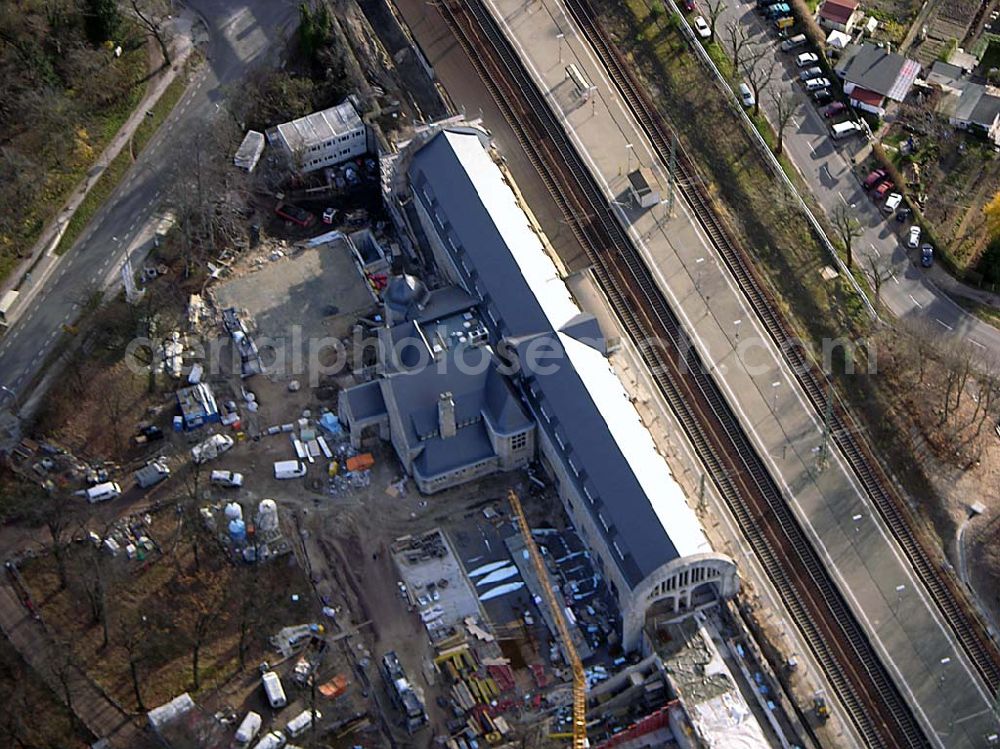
[799,66,823,81]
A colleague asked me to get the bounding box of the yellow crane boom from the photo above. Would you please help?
[507,489,587,748]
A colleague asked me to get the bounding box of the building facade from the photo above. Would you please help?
[271,100,367,174]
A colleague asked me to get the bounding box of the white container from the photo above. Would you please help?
[286,709,321,738]
[261,671,287,708]
[234,710,262,746]
[86,481,122,503]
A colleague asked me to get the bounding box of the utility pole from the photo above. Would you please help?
[667,132,677,217]
[817,378,834,471]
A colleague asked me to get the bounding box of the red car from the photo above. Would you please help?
[862,168,886,190]
[684,0,696,10]
[275,203,316,227]
[872,180,894,199]
[823,102,846,118]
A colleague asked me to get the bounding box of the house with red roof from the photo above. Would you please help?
[834,43,922,118]
[818,0,862,33]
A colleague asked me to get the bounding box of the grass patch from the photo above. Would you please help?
[953,295,1000,327]
[54,148,133,256]
[133,72,188,155]
[55,70,190,256]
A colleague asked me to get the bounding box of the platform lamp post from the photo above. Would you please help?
[626,142,634,174]
[557,32,565,63]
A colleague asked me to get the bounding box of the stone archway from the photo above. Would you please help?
[621,552,739,651]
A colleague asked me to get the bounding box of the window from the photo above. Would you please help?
[511,432,527,451]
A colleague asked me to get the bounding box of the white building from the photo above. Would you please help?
[272,100,367,173]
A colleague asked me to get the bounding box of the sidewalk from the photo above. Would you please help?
[1,12,197,319]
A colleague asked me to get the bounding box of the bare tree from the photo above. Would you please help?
[865,255,894,305]
[187,598,222,691]
[832,203,863,269]
[725,21,752,77]
[705,0,725,40]
[770,88,798,155]
[118,612,150,710]
[130,0,171,66]
[741,51,777,118]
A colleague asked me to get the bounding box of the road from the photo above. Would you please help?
[711,0,1000,351]
[0,0,298,406]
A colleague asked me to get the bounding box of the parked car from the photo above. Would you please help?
[895,207,912,223]
[780,34,807,52]
[863,169,886,190]
[693,15,711,38]
[921,243,934,267]
[799,66,823,81]
[823,102,847,118]
[906,225,921,248]
[813,89,833,106]
[739,82,755,107]
[764,3,791,18]
[683,0,695,10]
[275,203,315,227]
[873,180,894,199]
[210,470,244,488]
[796,52,819,67]
[191,433,234,464]
[804,77,830,92]
[883,192,903,214]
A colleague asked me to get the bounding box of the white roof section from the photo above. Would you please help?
[444,129,709,558]
[276,101,363,154]
[559,334,711,557]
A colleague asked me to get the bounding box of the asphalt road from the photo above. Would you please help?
[0,0,298,403]
[712,0,1000,351]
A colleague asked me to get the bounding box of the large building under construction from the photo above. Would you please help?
[341,124,738,650]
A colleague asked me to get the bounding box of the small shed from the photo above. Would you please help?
[627,167,661,209]
[176,383,220,430]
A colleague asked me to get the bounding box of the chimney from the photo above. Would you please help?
[438,392,456,439]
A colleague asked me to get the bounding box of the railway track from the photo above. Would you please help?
[436,0,928,745]
[559,0,1000,695]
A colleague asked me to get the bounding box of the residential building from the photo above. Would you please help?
[949,83,1000,145]
[270,100,367,174]
[835,43,921,117]
[818,0,862,33]
[361,124,739,650]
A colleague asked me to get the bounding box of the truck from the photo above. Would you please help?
[135,459,170,489]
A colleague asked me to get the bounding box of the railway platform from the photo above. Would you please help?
[475,0,1000,745]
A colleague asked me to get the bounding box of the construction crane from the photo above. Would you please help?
[507,489,587,748]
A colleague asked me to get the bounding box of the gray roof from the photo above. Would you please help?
[275,101,362,153]
[343,380,387,422]
[384,344,532,475]
[414,420,496,480]
[955,83,987,123]
[408,130,682,587]
[837,44,921,100]
[971,92,1000,128]
[560,312,607,355]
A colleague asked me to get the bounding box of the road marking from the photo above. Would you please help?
[838,191,848,205]
[971,339,986,349]
[891,272,899,284]
[909,294,923,308]
[809,141,818,155]
[935,318,953,331]
[869,243,880,257]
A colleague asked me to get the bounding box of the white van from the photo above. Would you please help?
[234,711,262,746]
[831,120,862,140]
[261,670,287,708]
[86,481,122,503]
[285,709,321,738]
[273,460,307,480]
[251,731,286,749]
